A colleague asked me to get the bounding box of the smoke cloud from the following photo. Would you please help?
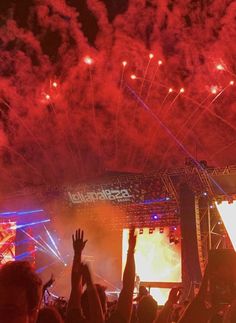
[0,0,236,193]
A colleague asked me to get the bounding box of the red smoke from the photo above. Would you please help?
[0,0,236,193]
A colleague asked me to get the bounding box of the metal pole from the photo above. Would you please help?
[208,202,212,250]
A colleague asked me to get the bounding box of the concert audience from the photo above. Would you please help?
[37,306,63,323]
[0,261,42,323]
[1,228,236,323]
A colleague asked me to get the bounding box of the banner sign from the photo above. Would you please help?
[68,188,133,204]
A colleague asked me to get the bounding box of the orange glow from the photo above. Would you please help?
[122,61,127,67]
[158,60,163,65]
[131,74,137,80]
[230,80,234,85]
[52,81,58,88]
[215,200,236,251]
[149,53,154,59]
[45,94,50,100]
[179,88,184,93]
[122,228,181,305]
[169,88,173,93]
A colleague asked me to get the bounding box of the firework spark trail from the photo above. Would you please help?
[141,128,159,171]
[186,84,231,133]
[115,62,127,166]
[88,65,103,172]
[159,89,173,111]
[0,98,57,178]
[159,94,217,168]
[65,109,85,178]
[125,83,229,197]
[210,139,236,159]
[0,0,236,184]
[158,82,236,168]
[49,102,80,179]
[139,55,153,97]
[161,87,185,119]
[145,61,162,102]
[0,146,46,181]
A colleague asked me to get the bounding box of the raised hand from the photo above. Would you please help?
[72,229,87,255]
[128,228,137,253]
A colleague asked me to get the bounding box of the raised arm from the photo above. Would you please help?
[156,287,181,323]
[66,229,87,322]
[81,263,105,323]
[117,228,136,322]
[177,265,213,323]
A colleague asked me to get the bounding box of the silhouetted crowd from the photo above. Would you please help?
[0,229,236,323]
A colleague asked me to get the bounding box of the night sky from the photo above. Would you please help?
[0,0,236,193]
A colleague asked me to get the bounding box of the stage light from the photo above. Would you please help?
[168,88,173,93]
[158,60,163,65]
[152,214,158,221]
[0,209,44,217]
[44,226,62,258]
[230,80,234,85]
[180,88,184,93]
[216,64,224,71]
[18,209,44,215]
[174,237,179,245]
[149,53,154,59]
[215,200,236,251]
[169,235,175,245]
[52,82,58,88]
[149,228,154,234]
[131,74,137,80]
[203,192,207,196]
[13,219,50,230]
[122,61,127,67]
[84,56,93,65]
[45,94,50,100]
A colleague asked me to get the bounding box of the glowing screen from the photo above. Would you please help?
[122,227,181,304]
[0,222,16,265]
[216,200,236,251]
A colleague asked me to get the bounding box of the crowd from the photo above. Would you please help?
[0,228,236,323]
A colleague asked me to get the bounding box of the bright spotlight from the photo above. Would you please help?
[45,94,51,100]
[168,88,173,93]
[122,61,127,67]
[215,200,236,251]
[149,53,154,59]
[179,88,185,93]
[52,82,58,88]
[158,60,163,65]
[230,80,234,85]
[130,74,137,80]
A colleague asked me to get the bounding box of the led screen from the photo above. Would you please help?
[122,227,181,305]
